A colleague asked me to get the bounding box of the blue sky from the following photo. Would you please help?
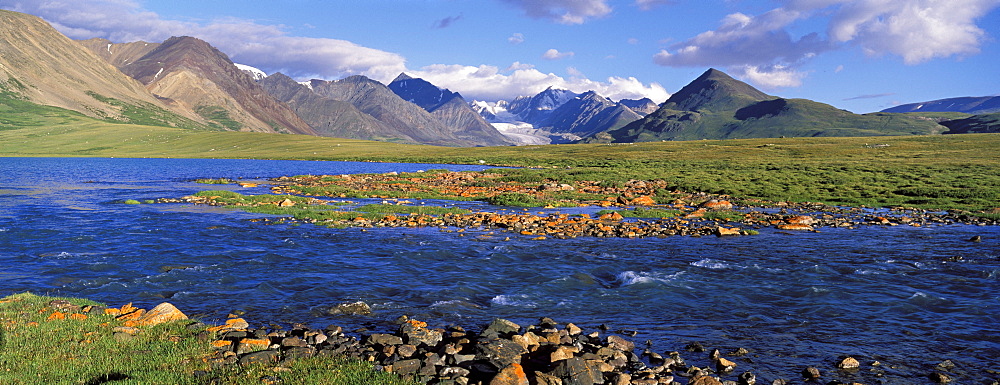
[3,0,998,112]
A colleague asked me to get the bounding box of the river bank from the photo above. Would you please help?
[5,292,981,384]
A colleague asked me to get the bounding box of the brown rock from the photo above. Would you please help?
[801,366,821,379]
[534,372,564,385]
[715,227,741,236]
[702,200,733,210]
[630,196,656,206]
[279,198,296,207]
[134,302,188,326]
[550,345,579,362]
[491,363,530,385]
[777,224,814,231]
[837,356,860,369]
[606,335,635,352]
[689,375,723,385]
[237,338,271,354]
[786,215,815,225]
[716,357,737,372]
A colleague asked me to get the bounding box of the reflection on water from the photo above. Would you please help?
[0,157,997,383]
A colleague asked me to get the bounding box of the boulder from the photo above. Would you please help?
[491,363,530,385]
[327,301,372,316]
[606,335,635,352]
[776,224,814,231]
[482,318,522,338]
[239,350,279,365]
[715,227,741,236]
[476,338,528,370]
[629,196,656,206]
[837,356,860,369]
[690,375,723,385]
[801,366,820,379]
[550,357,602,385]
[135,302,188,326]
[702,200,733,210]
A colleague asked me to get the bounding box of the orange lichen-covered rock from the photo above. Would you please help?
[116,309,146,321]
[786,215,815,225]
[629,196,657,206]
[777,224,814,231]
[701,200,733,210]
[46,311,66,320]
[135,302,188,326]
[69,313,88,320]
[599,212,624,221]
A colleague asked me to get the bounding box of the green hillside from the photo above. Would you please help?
[593,69,946,142]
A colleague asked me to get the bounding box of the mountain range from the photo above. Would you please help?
[882,96,1000,115]
[1,9,997,146]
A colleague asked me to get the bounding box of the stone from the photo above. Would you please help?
[702,200,733,210]
[630,196,656,206]
[482,318,522,338]
[837,356,860,369]
[476,338,528,370]
[550,357,602,385]
[715,227,741,236]
[283,346,315,360]
[279,198,296,207]
[611,373,631,385]
[565,323,582,336]
[550,345,580,362]
[367,333,404,346]
[776,223,814,231]
[396,344,417,358]
[237,338,271,354]
[392,358,422,375]
[929,372,952,383]
[134,302,188,326]
[439,366,471,378]
[801,367,821,379]
[606,335,635,352]
[786,215,815,225]
[534,372,564,385]
[239,350,280,365]
[281,336,308,348]
[737,371,756,385]
[401,324,443,348]
[716,357,737,372]
[491,363,529,385]
[327,301,372,316]
[690,376,724,385]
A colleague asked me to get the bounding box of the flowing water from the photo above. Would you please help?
[1,157,997,383]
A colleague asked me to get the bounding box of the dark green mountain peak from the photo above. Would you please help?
[661,68,772,112]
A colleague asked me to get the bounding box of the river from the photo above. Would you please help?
[0,157,997,383]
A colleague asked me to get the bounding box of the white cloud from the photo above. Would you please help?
[542,48,575,60]
[734,65,807,89]
[508,32,525,44]
[498,0,612,24]
[827,0,996,64]
[634,0,673,11]
[653,0,1000,88]
[834,64,844,73]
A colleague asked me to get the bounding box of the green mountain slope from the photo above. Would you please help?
[592,68,946,142]
[942,112,1000,134]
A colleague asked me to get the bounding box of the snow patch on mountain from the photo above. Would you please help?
[235,63,267,81]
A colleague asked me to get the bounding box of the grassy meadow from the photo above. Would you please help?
[2,119,999,211]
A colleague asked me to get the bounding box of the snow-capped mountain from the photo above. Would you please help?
[234,63,267,81]
[471,87,645,145]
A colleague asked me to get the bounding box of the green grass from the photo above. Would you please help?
[195,105,242,131]
[194,178,236,185]
[0,292,417,385]
[1,108,998,211]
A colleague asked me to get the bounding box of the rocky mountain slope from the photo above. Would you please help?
[260,73,404,141]
[594,68,945,142]
[535,91,642,142]
[388,74,511,146]
[90,36,316,135]
[303,75,497,146]
[0,10,200,127]
[883,96,1000,115]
